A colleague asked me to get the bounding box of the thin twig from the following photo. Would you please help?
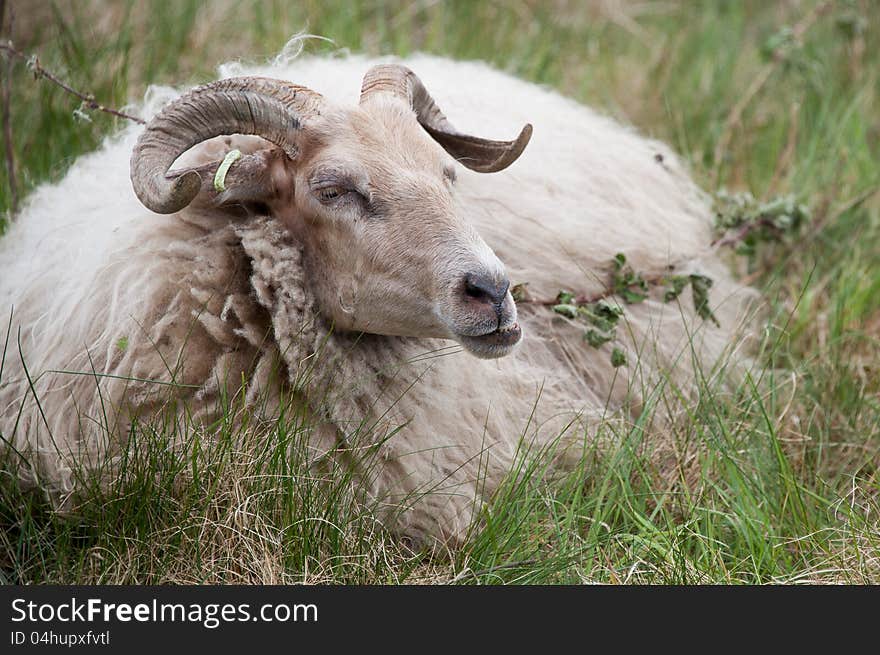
[521,293,605,307]
[711,0,833,188]
[518,199,804,307]
[518,269,672,307]
[736,185,879,287]
[0,0,18,216]
[710,214,782,250]
[0,40,145,125]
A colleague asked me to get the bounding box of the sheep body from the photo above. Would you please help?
[0,53,757,543]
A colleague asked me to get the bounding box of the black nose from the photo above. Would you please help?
[464,272,510,307]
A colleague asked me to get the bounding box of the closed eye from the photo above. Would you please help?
[309,169,372,212]
[317,185,346,202]
[312,182,370,210]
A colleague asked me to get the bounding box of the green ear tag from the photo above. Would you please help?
[213,149,243,193]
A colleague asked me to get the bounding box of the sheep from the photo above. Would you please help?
[0,52,758,546]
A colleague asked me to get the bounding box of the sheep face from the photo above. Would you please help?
[275,100,521,359]
[130,66,532,358]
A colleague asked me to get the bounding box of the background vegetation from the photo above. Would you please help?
[0,0,877,583]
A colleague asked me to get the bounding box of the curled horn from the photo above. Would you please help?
[359,64,532,173]
[131,77,323,214]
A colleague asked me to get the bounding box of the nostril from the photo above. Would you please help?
[464,273,510,306]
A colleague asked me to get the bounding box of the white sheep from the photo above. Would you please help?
[0,52,758,545]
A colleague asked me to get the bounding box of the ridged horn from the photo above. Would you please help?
[131,77,323,214]
[360,64,531,173]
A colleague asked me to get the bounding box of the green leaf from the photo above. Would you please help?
[690,274,720,327]
[556,290,574,305]
[836,10,868,39]
[552,303,579,319]
[594,299,624,318]
[621,288,648,304]
[611,347,627,367]
[611,254,649,304]
[580,300,622,332]
[115,336,129,352]
[663,275,690,302]
[712,189,809,261]
[584,328,613,348]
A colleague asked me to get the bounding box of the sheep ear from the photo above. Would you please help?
[422,123,533,174]
[167,148,292,212]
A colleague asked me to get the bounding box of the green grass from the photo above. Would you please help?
[1,0,878,583]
